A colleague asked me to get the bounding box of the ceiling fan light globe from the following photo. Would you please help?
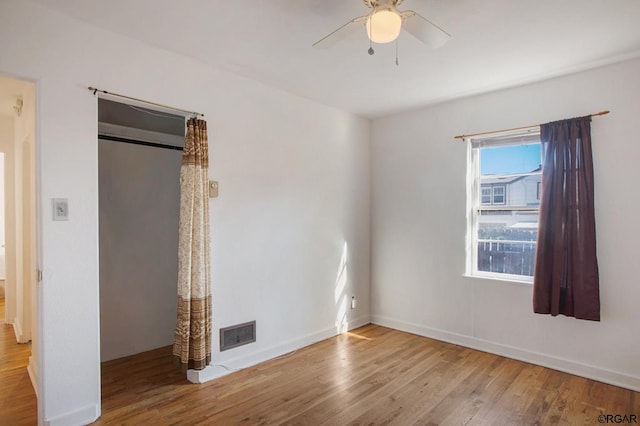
[366,10,402,44]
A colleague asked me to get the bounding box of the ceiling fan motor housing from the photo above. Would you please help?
[364,0,404,8]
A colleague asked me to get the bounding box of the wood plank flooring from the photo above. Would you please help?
[94,324,638,425]
[1,317,638,425]
[0,298,37,426]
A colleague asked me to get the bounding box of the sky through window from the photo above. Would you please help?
[480,143,541,175]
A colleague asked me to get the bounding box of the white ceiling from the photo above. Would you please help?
[30,0,640,118]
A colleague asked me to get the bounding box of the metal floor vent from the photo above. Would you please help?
[220,321,256,351]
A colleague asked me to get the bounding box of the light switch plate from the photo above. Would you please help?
[209,181,219,198]
[52,198,69,221]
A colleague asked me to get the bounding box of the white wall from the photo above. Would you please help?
[0,1,371,424]
[14,83,36,344]
[98,140,182,361]
[98,139,181,361]
[371,58,640,391]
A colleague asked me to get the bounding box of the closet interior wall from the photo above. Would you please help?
[98,99,184,361]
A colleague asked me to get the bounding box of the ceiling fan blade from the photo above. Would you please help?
[401,10,451,48]
[313,15,368,49]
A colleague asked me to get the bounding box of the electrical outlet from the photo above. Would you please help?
[351,296,357,310]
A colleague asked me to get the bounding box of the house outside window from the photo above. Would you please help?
[467,132,542,282]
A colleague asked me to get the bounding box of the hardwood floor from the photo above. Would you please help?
[92,324,638,425]
[1,319,637,425]
[0,297,37,426]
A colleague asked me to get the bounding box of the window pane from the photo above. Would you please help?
[480,143,542,176]
[479,143,542,208]
[477,210,537,277]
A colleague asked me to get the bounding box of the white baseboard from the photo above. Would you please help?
[347,315,371,330]
[43,404,100,426]
[13,317,31,343]
[27,356,37,397]
[188,315,371,384]
[371,314,640,392]
[13,318,25,343]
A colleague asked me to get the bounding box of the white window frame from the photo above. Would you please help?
[466,131,541,283]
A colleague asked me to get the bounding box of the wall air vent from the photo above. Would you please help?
[220,321,256,351]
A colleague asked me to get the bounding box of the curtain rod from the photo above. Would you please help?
[88,86,204,118]
[454,110,610,140]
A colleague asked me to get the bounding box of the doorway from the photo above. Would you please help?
[0,74,38,424]
[98,98,183,363]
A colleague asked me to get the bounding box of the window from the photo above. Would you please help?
[492,185,505,204]
[481,184,507,205]
[467,132,542,282]
[481,187,491,205]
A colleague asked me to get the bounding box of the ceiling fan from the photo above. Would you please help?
[313,0,451,55]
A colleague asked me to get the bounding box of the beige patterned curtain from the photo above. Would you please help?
[173,118,211,371]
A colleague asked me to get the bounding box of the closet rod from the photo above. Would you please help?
[99,134,184,152]
[88,86,204,118]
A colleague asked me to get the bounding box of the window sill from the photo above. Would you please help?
[463,273,533,286]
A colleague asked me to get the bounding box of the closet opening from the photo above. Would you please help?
[98,98,184,365]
